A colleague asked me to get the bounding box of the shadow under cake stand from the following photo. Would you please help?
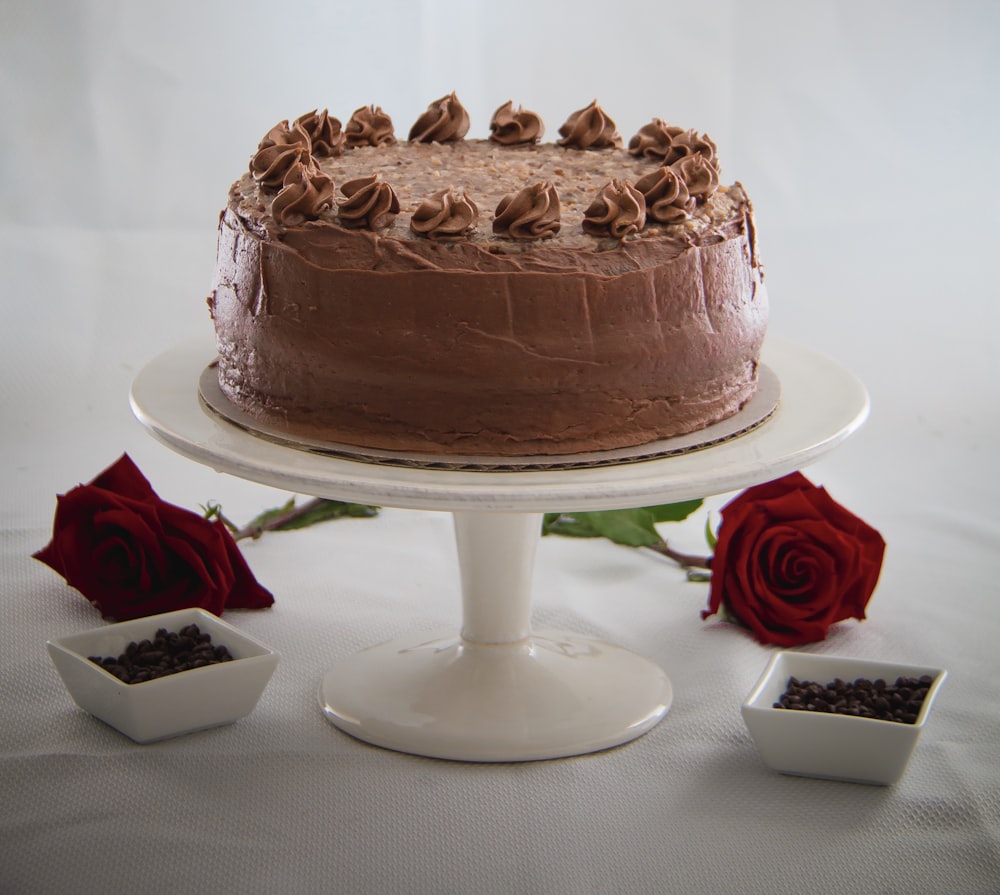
[130,336,869,762]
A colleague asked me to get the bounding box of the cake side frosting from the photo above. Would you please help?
[208,99,767,456]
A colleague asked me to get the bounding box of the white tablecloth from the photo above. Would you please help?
[2,2,999,892]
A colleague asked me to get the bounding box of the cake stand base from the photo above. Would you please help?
[319,629,671,762]
[317,510,671,761]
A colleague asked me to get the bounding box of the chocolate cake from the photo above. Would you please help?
[207,95,767,457]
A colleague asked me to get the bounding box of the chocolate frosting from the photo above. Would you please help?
[250,121,312,190]
[337,175,400,230]
[628,120,719,169]
[295,108,344,157]
[672,154,720,204]
[670,129,719,168]
[558,100,622,150]
[582,179,646,238]
[210,202,766,454]
[408,92,470,143]
[493,181,561,239]
[634,166,693,224]
[489,101,544,145]
[270,162,334,226]
[345,105,397,147]
[628,118,683,160]
[210,118,767,457]
[410,188,479,240]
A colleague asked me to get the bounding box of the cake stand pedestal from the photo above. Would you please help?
[130,336,869,761]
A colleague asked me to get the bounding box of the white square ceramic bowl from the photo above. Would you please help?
[47,607,279,743]
[741,651,947,785]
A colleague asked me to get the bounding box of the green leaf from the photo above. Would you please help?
[541,513,602,538]
[704,513,718,550]
[542,502,703,548]
[579,509,663,548]
[269,499,379,531]
[242,497,297,533]
[647,500,703,524]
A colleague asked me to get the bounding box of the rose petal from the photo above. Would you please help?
[216,522,276,610]
[88,453,159,502]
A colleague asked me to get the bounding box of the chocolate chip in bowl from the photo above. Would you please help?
[87,622,235,685]
[46,607,279,743]
[741,651,947,785]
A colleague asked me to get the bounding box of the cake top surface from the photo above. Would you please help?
[228,95,755,274]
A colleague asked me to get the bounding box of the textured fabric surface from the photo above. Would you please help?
[3,2,1000,892]
[4,504,999,894]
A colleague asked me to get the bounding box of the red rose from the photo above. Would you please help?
[702,472,885,647]
[34,454,274,620]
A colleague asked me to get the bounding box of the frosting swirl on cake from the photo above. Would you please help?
[489,101,544,145]
[409,188,479,240]
[558,100,622,150]
[271,162,334,226]
[250,121,312,189]
[345,105,397,147]
[337,175,400,230]
[670,129,719,168]
[582,179,646,238]
[493,181,561,239]
[295,109,344,157]
[408,92,470,143]
[628,119,719,169]
[634,166,693,224]
[673,154,720,203]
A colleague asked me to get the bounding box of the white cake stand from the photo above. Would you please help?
[130,336,869,762]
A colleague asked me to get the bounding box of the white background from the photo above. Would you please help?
[3,0,999,532]
[2,3,999,893]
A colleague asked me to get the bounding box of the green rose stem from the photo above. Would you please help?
[208,500,710,571]
[205,497,379,543]
[540,504,712,579]
[646,542,712,570]
[222,498,326,542]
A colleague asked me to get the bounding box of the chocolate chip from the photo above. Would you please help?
[774,673,932,724]
[87,624,234,684]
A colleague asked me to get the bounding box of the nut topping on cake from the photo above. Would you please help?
[337,175,400,230]
[634,166,693,224]
[557,100,623,150]
[582,179,646,238]
[410,188,479,241]
[408,92,470,143]
[345,105,397,148]
[493,181,561,239]
[489,101,544,145]
[271,161,334,226]
[295,108,345,157]
[250,121,312,189]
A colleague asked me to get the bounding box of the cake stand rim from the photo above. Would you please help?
[129,334,869,511]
